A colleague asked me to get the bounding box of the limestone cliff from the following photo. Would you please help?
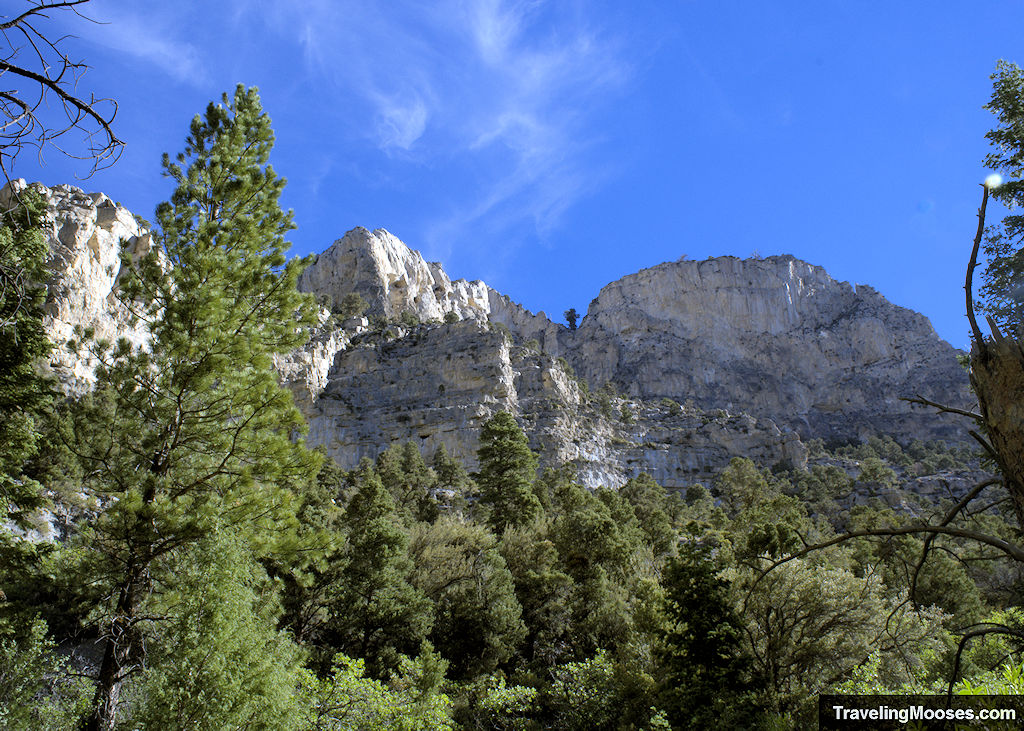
[2,180,153,392]
[295,230,971,451]
[18,183,973,489]
[569,255,971,444]
[300,318,805,488]
[297,227,493,322]
[296,226,567,349]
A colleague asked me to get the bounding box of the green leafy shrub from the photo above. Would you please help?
[659,398,682,416]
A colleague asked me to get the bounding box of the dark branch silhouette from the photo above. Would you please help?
[0,0,122,180]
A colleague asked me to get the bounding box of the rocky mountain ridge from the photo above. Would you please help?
[569,254,971,442]
[17,181,973,488]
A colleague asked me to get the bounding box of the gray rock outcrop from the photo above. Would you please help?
[297,227,493,322]
[568,255,971,444]
[19,183,974,490]
[301,319,805,487]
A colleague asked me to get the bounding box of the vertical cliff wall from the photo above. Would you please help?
[21,183,972,487]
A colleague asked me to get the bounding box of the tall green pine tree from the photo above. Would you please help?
[657,543,765,730]
[982,60,1024,335]
[74,85,320,730]
[0,187,51,532]
[476,411,540,532]
[321,461,433,677]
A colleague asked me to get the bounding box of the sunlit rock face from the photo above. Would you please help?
[26,187,971,488]
[569,255,971,443]
[297,226,569,351]
[1,180,153,392]
[297,227,493,322]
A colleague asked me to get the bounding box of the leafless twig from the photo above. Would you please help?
[0,1,122,181]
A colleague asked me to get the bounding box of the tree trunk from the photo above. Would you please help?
[81,576,139,731]
[970,337,1024,528]
[82,455,164,729]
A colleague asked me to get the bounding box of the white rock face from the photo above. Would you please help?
[297,227,570,351]
[23,184,972,490]
[272,309,351,410]
[297,227,493,322]
[569,255,971,443]
[1,180,153,391]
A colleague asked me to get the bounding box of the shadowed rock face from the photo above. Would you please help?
[294,318,807,488]
[23,183,973,488]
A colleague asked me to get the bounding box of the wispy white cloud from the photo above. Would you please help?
[467,0,533,65]
[371,90,430,151]
[246,0,630,256]
[69,2,210,86]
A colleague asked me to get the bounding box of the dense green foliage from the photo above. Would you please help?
[658,544,763,729]
[0,188,51,529]
[982,60,1024,335]
[476,411,541,531]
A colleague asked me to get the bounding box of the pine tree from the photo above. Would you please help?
[475,411,541,532]
[982,60,1024,336]
[0,186,57,652]
[431,443,472,513]
[409,517,525,678]
[120,533,305,731]
[620,473,676,559]
[0,186,51,531]
[499,525,574,667]
[563,308,579,330]
[376,442,439,523]
[73,85,320,730]
[319,462,433,677]
[657,543,764,730]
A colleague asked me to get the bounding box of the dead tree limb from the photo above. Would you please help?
[967,183,990,348]
[0,1,122,179]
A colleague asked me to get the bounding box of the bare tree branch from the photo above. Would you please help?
[907,478,1001,607]
[901,394,983,422]
[967,428,1000,462]
[0,1,90,32]
[967,183,990,347]
[0,0,121,180]
[948,623,1024,696]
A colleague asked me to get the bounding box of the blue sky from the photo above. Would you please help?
[9,1,1024,348]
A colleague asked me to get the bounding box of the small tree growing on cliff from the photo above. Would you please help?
[338,292,369,319]
[563,308,579,330]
